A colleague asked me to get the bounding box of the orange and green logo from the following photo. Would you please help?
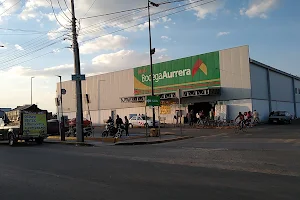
[134,51,220,95]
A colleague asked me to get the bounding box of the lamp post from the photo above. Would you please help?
[148,0,159,128]
[31,77,35,105]
[56,75,65,141]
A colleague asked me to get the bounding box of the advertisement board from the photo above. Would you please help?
[22,111,47,136]
[134,51,220,95]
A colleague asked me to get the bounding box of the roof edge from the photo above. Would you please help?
[250,59,300,81]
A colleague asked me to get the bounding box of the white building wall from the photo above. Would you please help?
[297,103,300,118]
[271,101,295,116]
[295,80,300,103]
[269,71,294,102]
[252,99,270,122]
[250,64,268,100]
[220,99,252,121]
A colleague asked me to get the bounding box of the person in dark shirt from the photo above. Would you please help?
[106,116,113,124]
[115,115,123,128]
[124,116,129,136]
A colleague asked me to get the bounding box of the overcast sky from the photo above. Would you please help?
[0,0,299,112]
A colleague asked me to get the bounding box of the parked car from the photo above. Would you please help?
[47,119,69,136]
[69,118,92,128]
[129,115,159,128]
[47,119,59,136]
[269,111,292,124]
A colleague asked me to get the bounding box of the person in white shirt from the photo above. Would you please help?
[253,110,260,123]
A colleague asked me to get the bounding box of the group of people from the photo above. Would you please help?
[106,115,129,136]
[186,109,215,126]
[235,110,260,126]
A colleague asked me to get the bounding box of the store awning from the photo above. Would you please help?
[182,88,220,98]
[120,88,220,103]
[120,92,176,103]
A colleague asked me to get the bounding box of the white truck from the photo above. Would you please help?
[0,105,48,146]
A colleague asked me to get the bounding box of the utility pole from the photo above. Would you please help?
[57,75,66,141]
[71,0,84,142]
[148,1,159,128]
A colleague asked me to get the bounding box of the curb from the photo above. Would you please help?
[44,140,95,147]
[114,136,193,146]
[47,135,146,143]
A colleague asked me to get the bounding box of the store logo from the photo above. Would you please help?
[140,59,207,83]
[192,59,208,77]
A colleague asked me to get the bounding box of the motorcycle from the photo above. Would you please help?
[102,123,125,138]
[67,126,93,137]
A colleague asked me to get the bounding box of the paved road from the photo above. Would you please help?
[1,122,300,199]
[1,140,300,200]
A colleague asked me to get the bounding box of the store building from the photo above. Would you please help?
[57,45,300,125]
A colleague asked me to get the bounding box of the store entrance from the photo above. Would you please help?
[188,102,213,117]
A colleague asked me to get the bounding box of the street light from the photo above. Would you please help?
[56,75,65,141]
[31,77,35,105]
[148,0,159,128]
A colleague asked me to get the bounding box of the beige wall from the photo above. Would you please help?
[219,45,251,100]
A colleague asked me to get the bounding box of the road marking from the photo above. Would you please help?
[181,147,229,151]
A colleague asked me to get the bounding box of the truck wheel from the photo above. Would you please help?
[35,138,44,145]
[8,134,17,146]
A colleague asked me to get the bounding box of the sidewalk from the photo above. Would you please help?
[45,132,191,146]
[115,135,193,145]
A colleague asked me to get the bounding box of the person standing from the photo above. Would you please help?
[209,108,215,120]
[124,116,129,136]
[115,115,123,128]
[253,110,260,124]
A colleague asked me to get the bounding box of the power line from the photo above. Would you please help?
[79,0,207,37]
[80,5,149,20]
[0,0,8,7]
[57,0,71,22]
[82,0,97,18]
[0,32,67,59]
[0,31,67,57]
[63,0,72,15]
[0,48,64,71]
[80,0,216,44]
[78,8,147,35]
[0,27,69,33]
[47,0,70,29]
[0,38,64,70]
[0,0,22,16]
[158,0,188,5]
[0,35,65,66]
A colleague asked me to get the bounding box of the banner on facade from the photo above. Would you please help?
[134,51,220,95]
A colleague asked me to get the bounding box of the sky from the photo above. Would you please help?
[0,0,299,113]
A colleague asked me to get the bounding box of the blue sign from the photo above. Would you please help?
[72,74,85,81]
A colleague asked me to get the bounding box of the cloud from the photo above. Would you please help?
[91,49,170,73]
[80,34,129,54]
[190,0,224,19]
[217,31,230,37]
[4,64,74,78]
[18,0,173,41]
[161,36,171,41]
[0,0,22,22]
[15,44,24,51]
[18,0,49,20]
[156,48,167,53]
[240,0,279,19]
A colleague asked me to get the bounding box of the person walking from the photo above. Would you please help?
[124,116,129,136]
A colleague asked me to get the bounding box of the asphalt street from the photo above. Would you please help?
[1,123,300,200]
